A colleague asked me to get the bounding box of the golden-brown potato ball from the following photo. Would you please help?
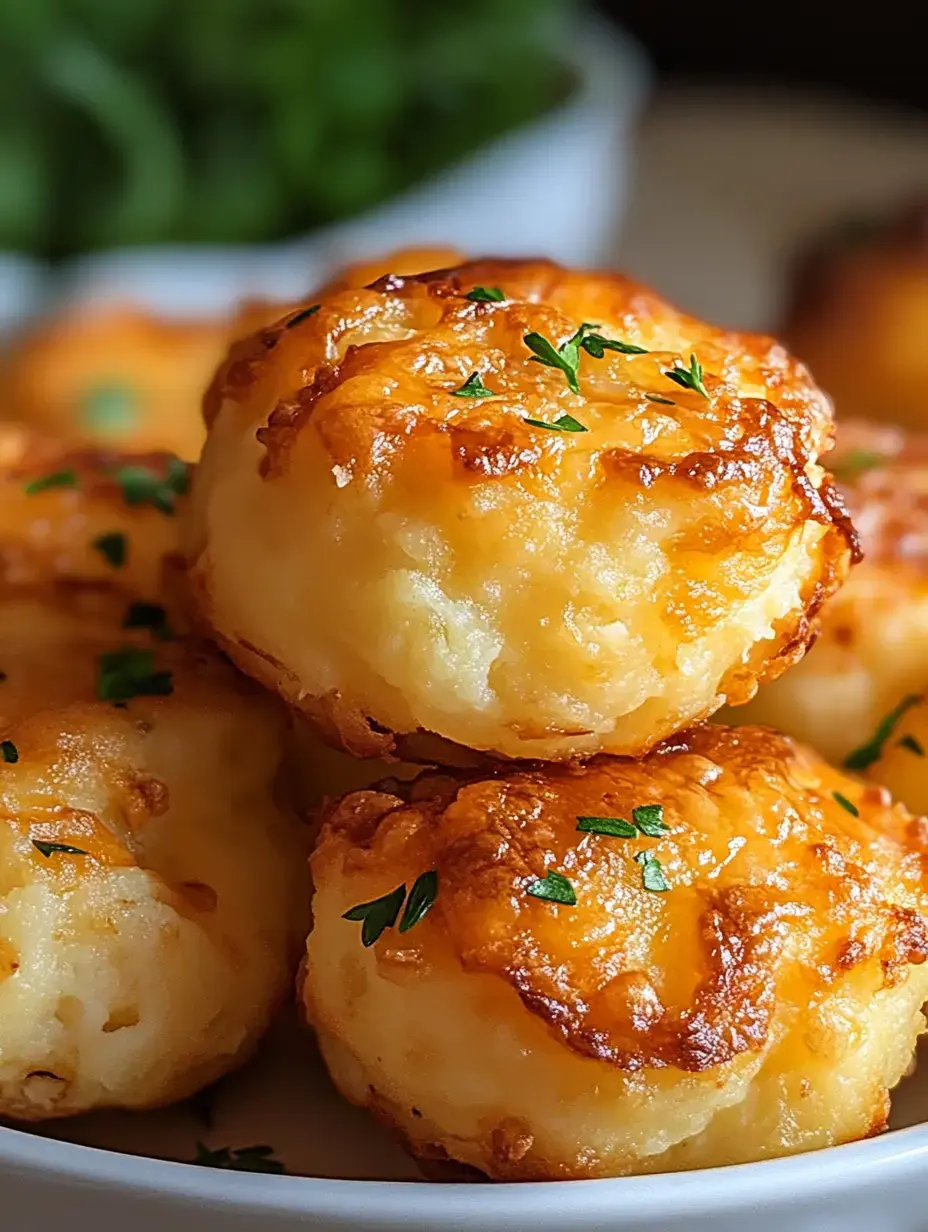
[784,198,928,429]
[185,257,855,762]
[304,724,928,1180]
[731,420,928,763]
[0,589,306,1120]
[0,424,189,606]
[0,305,235,460]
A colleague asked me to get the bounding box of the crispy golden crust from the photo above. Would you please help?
[0,424,189,607]
[784,198,928,429]
[188,258,854,761]
[731,419,928,762]
[305,725,928,1178]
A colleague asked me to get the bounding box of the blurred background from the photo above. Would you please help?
[0,0,926,458]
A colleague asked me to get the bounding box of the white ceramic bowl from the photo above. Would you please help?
[0,15,648,326]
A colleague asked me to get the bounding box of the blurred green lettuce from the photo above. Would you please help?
[0,0,574,257]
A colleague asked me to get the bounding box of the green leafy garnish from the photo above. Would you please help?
[844,695,922,771]
[33,840,89,858]
[24,470,77,496]
[80,384,138,433]
[452,372,496,398]
[114,457,190,515]
[577,815,637,838]
[466,286,505,302]
[123,602,174,641]
[285,304,320,329]
[0,740,17,764]
[831,449,885,483]
[632,804,669,837]
[523,323,596,393]
[343,884,406,947]
[634,850,670,892]
[526,870,576,905]
[579,333,648,358]
[832,791,859,817]
[92,531,127,569]
[97,648,173,705]
[399,869,438,933]
[645,392,676,406]
[664,354,709,399]
[898,734,925,756]
[523,414,588,433]
[193,1143,285,1174]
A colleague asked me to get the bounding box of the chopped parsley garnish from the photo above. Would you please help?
[898,734,925,756]
[343,884,406,947]
[123,601,174,641]
[466,286,505,302]
[96,648,173,705]
[399,869,438,933]
[285,304,320,329]
[832,791,859,817]
[33,840,89,858]
[24,469,77,496]
[523,414,588,433]
[80,384,138,433]
[523,323,597,394]
[844,695,922,771]
[92,531,127,569]
[664,354,709,399]
[193,1143,285,1174]
[0,740,17,764]
[645,392,676,406]
[831,449,885,483]
[576,803,668,839]
[579,333,649,358]
[634,850,670,892]
[114,456,190,515]
[526,870,576,905]
[452,372,496,398]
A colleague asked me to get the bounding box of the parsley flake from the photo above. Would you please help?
[523,414,588,433]
[114,457,190,515]
[632,804,669,837]
[577,815,637,838]
[831,449,885,483]
[123,601,174,641]
[645,392,676,406]
[526,870,576,905]
[832,791,859,817]
[81,384,138,433]
[92,531,127,569]
[634,850,670,892]
[343,884,406,947]
[33,840,89,858]
[898,734,925,757]
[844,695,922,771]
[193,1143,285,1174]
[399,869,438,933]
[452,372,496,398]
[523,322,599,393]
[664,354,709,399]
[285,304,320,329]
[579,333,649,358]
[97,648,173,705]
[0,740,17,763]
[25,470,77,496]
[466,286,505,302]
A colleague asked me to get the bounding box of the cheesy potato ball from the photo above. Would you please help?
[0,424,189,604]
[784,198,928,429]
[186,258,854,762]
[0,590,306,1119]
[732,420,928,763]
[0,304,239,460]
[304,725,928,1179]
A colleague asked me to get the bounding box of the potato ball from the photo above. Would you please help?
[0,424,189,605]
[185,258,855,762]
[0,590,306,1120]
[731,420,928,763]
[304,724,928,1179]
[0,305,238,459]
[784,198,928,429]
